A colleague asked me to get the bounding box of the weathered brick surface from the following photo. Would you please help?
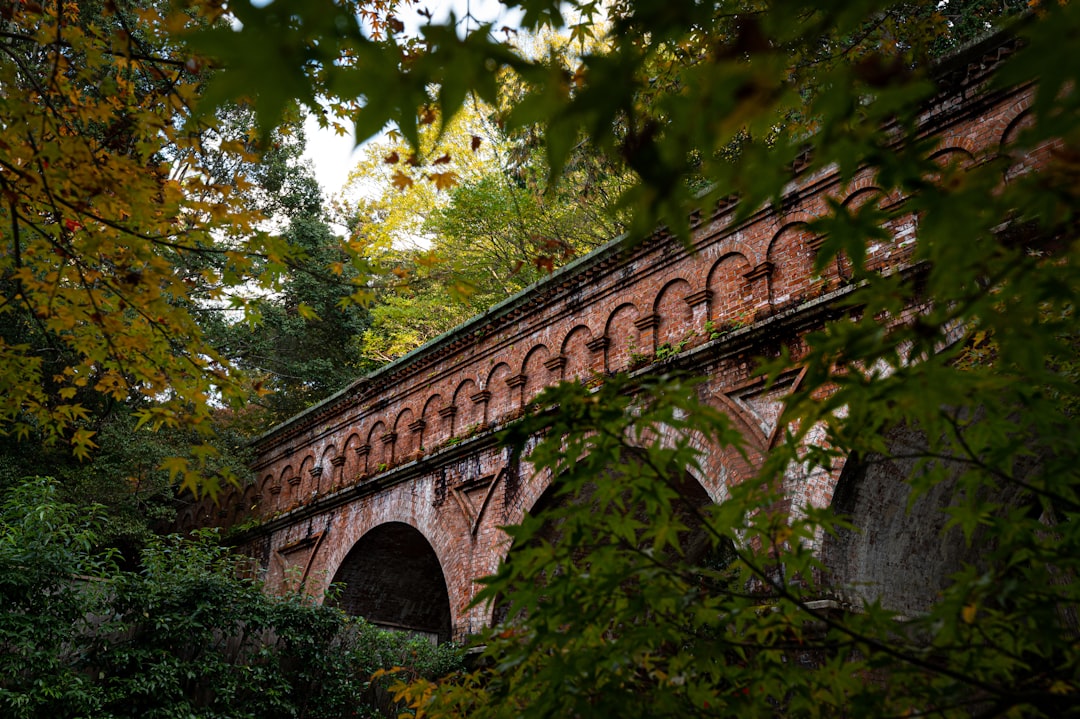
[178,43,1049,640]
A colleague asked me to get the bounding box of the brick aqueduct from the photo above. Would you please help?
[180,39,1047,642]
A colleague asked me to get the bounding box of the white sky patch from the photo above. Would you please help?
[301,0,524,196]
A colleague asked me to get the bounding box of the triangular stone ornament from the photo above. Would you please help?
[450,470,505,536]
[724,367,807,449]
[275,532,324,590]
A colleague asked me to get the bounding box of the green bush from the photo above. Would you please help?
[0,478,463,719]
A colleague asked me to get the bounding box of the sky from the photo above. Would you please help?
[301,0,525,196]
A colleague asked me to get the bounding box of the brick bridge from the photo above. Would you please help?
[180,40,1045,642]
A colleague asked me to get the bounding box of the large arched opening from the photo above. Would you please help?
[490,459,735,626]
[819,424,1027,615]
[328,522,453,643]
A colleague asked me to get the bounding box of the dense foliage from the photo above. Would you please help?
[0,477,463,719]
[343,82,631,363]
[0,1,385,493]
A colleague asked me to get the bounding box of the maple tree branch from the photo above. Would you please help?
[582,414,1011,701]
[0,30,191,69]
[0,43,81,140]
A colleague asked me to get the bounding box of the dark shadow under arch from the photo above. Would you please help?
[491,460,734,626]
[328,522,453,642]
[819,424,1026,616]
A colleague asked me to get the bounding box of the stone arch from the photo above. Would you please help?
[766,222,816,306]
[653,278,694,351]
[422,393,447,450]
[318,445,337,495]
[707,252,752,326]
[366,420,389,475]
[560,324,595,382]
[489,451,731,627]
[521,344,551,404]
[453,378,482,437]
[819,424,1025,616]
[328,522,454,643]
[277,464,295,510]
[342,433,362,486]
[394,407,417,462]
[695,393,770,500]
[485,362,512,426]
[604,302,641,372]
[1000,107,1036,182]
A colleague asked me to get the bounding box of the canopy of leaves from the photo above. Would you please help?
[0,1,386,493]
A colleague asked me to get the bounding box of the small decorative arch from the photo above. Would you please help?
[177,507,196,532]
[319,445,338,495]
[839,187,890,273]
[258,473,275,514]
[604,302,641,372]
[485,362,512,427]
[422,393,447,449]
[343,433,363,486]
[367,420,388,475]
[653,278,694,351]
[560,324,594,382]
[453,378,482,437]
[394,407,418,462]
[276,464,294,509]
[706,252,752,325]
[521,344,552,404]
[928,146,975,169]
[296,455,315,505]
[765,222,816,307]
[840,186,885,212]
[237,484,257,523]
[1000,105,1034,151]
[1000,107,1036,183]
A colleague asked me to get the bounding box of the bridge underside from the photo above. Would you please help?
[328,521,453,643]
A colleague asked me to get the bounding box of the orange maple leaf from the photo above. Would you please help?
[391,170,414,191]
[428,171,458,192]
